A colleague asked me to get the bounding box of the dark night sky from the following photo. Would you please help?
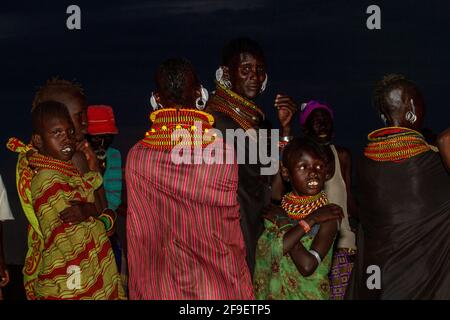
[1,0,449,263]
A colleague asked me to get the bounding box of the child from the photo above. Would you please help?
[300,100,357,299]
[253,137,343,300]
[11,101,125,300]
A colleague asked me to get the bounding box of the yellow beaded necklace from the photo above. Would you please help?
[141,108,216,150]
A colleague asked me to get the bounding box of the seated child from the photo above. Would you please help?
[19,101,125,299]
[253,137,343,300]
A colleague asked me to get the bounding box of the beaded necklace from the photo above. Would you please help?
[364,127,431,162]
[207,82,265,130]
[28,153,80,177]
[281,191,328,220]
[141,108,216,150]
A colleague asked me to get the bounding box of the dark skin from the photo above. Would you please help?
[87,134,115,175]
[221,52,297,137]
[437,127,450,172]
[266,148,343,277]
[221,52,297,201]
[303,109,358,218]
[153,71,202,110]
[32,115,99,225]
[380,86,425,131]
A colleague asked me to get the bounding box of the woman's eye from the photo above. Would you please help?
[299,165,305,170]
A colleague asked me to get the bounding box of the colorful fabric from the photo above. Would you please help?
[207,82,265,130]
[299,100,333,126]
[7,138,125,300]
[126,136,254,299]
[364,127,431,162]
[329,248,355,300]
[87,105,119,135]
[254,217,333,300]
[104,147,122,211]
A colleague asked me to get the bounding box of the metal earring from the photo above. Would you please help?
[380,113,387,126]
[195,86,209,110]
[150,92,162,111]
[260,74,268,93]
[215,67,231,89]
[405,111,417,124]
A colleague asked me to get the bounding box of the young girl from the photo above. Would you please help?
[253,137,343,300]
[8,101,125,300]
[300,100,357,299]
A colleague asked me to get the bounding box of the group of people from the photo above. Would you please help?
[0,37,449,300]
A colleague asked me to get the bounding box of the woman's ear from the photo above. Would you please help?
[222,66,231,82]
[280,164,290,182]
[31,133,43,150]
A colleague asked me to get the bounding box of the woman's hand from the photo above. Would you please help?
[275,94,297,136]
[308,204,344,225]
[76,140,99,172]
[59,201,98,225]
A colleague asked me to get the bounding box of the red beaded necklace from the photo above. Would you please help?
[281,191,328,220]
[364,127,431,162]
[28,153,79,177]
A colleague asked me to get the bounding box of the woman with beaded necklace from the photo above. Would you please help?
[207,38,298,276]
[253,137,344,300]
[346,74,450,299]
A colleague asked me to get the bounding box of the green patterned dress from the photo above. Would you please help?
[253,216,333,300]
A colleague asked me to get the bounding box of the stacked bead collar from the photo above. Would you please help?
[364,127,431,162]
[281,191,328,220]
[141,108,216,150]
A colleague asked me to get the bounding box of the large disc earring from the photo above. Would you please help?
[215,67,231,89]
[260,74,268,93]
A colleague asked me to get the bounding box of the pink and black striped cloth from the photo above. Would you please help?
[126,141,254,299]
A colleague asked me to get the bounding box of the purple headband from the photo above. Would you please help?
[299,100,334,126]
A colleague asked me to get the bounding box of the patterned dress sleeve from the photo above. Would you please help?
[82,171,103,191]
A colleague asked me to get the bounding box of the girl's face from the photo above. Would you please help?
[282,148,327,196]
[33,116,76,161]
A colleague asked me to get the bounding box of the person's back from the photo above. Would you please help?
[353,147,450,299]
[126,58,254,299]
[127,138,253,299]
[347,74,450,299]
